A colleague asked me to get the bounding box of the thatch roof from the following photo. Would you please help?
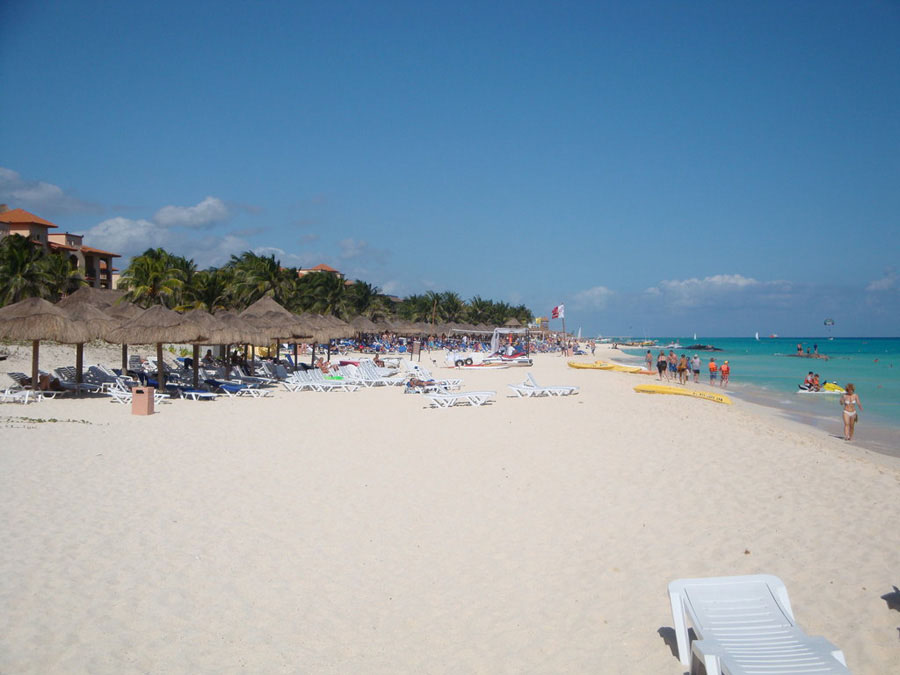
[349,316,379,333]
[504,318,522,327]
[240,297,315,340]
[57,286,125,309]
[107,305,207,344]
[0,297,92,343]
[57,300,118,342]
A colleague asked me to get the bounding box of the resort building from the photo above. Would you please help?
[296,263,344,280]
[0,205,120,289]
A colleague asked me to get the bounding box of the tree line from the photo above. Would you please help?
[0,238,533,327]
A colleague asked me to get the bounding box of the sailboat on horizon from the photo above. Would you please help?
[755,331,760,341]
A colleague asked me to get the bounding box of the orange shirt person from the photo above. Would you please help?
[708,357,718,384]
[720,360,730,388]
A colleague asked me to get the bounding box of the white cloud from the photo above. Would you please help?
[85,217,176,257]
[153,196,228,229]
[573,285,614,309]
[866,269,897,292]
[0,167,100,215]
[643,273,798,310]
[338,237,389,265]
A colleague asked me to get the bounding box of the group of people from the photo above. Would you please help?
[648,350,730,388]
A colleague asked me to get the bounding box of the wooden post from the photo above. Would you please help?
[192,344,200,388]
[75,343,84,385]
[31,340,40,389]
[121,344,128,373]
[157,342,166,390]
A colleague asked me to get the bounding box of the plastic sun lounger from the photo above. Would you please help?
[668,574,850,675]
[508,373,579,397]
[425,390,495,408]
[1,387,39,404]
[205,379,271,398]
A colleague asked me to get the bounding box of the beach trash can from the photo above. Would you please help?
[131,386,154,416]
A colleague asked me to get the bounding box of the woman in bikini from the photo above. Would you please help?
[839,383,863,441]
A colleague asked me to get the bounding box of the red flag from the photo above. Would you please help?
[551,304,565,319]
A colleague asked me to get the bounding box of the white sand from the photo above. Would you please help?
[1,342,899,673]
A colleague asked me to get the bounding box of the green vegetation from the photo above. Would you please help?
[0,234,86,305]
[115,248,533,325]
[0,241,533,326]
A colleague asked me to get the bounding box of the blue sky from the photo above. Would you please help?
[2,1,898,336]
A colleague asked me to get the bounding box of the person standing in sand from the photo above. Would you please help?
[839,384,862,441]
[708,357,718,384]
[691,354,701,383]
[720,360,730,388]
[656,351,668,381]
[645,350,653,372]
[677,354,688,384]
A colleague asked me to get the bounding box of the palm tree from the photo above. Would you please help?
[0,235,52,305]
[437,291,466,323]
[43,251,86,301]
[343,280,391,319]
[295,271,346,316]
[397,294,430,322]
[466,296,492,324]
[181,267,234,312]
[228,251,293,308]
[118,248,185,308]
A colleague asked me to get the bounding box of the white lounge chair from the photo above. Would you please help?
[508,373,579,397]
[1,387,38,404]
[425,390,495,408]
[668,574,850,674]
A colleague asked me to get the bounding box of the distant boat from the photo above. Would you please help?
[755,331,759,341]
[665,342,683,349]
[769,333,778,338]
[693,333,697,341]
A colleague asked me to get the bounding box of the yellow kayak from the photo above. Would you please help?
[569,360,654,374]
[568,361,615,370]
[633,384,733,405]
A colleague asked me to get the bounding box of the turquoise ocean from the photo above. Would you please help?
[620,337,900,454]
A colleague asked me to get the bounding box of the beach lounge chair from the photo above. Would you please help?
[668,574,850,674]
[508,373,579,397]
[54,367,104,393]
[1,387,38,404]
[7,372,65,398]
[425,390,495,408]
[106,380,171,405]
[204,378,272,398]
[178,388,219,401]
[404,363,462,389]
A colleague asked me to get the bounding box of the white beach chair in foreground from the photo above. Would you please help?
[668,574,850,674]
[425,390,495,408]
[508,373,579,397]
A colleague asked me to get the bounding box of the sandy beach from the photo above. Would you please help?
[1,342,899,673]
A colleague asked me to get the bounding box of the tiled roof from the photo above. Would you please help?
[48,241,79,251]
[310,263,338,272]
[0,208,58,228]
[80,245,121,257]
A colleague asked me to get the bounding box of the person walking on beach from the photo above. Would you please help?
[667,350,677,381]
[677,354,688,384]
[720,360,730,388]
[691,354,701,383]
[656,351,668,381]
[839,383,863,441]
[645,350,653,372]
[708,357,718,384]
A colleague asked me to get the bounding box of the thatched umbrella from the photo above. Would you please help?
[0,297,90,388]
[180,309,228,387]
[349,315,378,334]
[107,305,207,390]
[54,299,118,386]
[504,318,522,327]
[240,298,317,364]
[103,301,145,372]
[58,286,125,308]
